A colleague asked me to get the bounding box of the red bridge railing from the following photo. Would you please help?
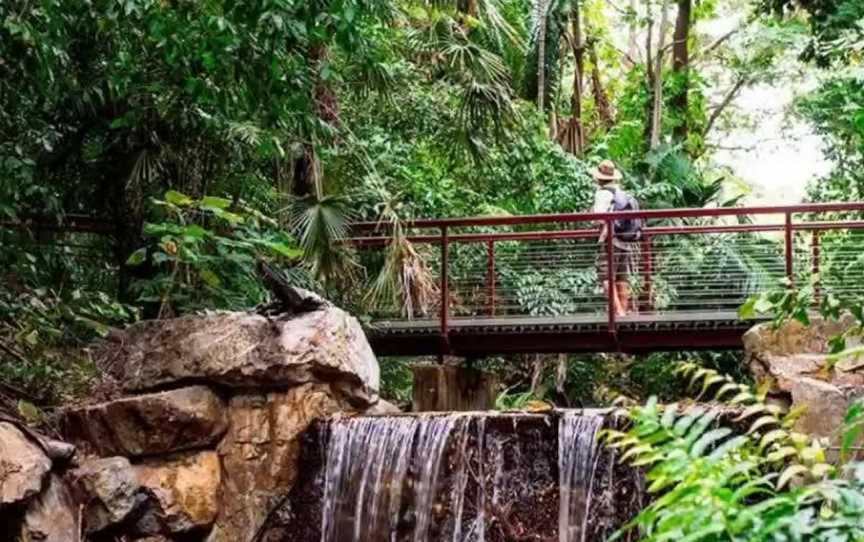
[349,202,864,349]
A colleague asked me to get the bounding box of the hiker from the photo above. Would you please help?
[591,160,642,317]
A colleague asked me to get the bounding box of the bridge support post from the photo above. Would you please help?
[605,218,616,333]
[486,240,496,316]
[785,212,794,285]
[411,363,499,412]
[812,230,821,306]
[439,225,450,360]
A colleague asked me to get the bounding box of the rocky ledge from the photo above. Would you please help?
[745,314,864,441]
[0,291,389,541]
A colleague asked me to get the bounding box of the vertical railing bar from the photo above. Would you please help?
[642,231,652,314]
[606,218,616,333]
[440,225,449,356]
[785,212,794,286]
[812,230,821,306]
[486,240,496,317]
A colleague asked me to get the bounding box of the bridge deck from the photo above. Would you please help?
[368,310,764,356]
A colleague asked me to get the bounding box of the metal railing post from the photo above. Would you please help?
[812,229,821,306]
[486,240,496,316]
[440,225,449,356]
[606,219,616,332]
[642,232,652,313]
[785,212,794,285]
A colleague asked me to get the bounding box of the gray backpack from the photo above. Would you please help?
[603,187,643,242]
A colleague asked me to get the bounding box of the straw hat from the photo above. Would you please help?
[591,159,622,183]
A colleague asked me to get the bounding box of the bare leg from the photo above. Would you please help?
[616,280,631,316]
[603,280,624,317]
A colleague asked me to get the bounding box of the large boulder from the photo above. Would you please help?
[745,315,864,440]
[17,474,79,542]
[62,385,228,457]
[0,422,51,505]
[72,456,145,533]
[99,302,379,405]
[133,451,221,535]
[207,383,351,542]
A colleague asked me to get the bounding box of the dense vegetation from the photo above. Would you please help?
[1,0,862,408]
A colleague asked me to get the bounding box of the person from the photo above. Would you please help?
[591,160,641,317]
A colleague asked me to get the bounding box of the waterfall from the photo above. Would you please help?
[411,414,470,542]
[321,416,418,541]
[558,411,604,542]
[315,411,614,542]
[320,414,474,542]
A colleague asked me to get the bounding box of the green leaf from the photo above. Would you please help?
[198,269,222,288]
[126,248,147,266]
[777,464,809,489]
[17,400,42,423]
[165,190,193,206]
[691,427,733,457]
[264,241,303,258]
[200,196,232,210]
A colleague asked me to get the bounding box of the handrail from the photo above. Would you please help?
[347,220,864,246]
[349,201,864,356]
[351,201,864,232]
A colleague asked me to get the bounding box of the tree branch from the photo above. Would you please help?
[692,29,738,64]
[703,76,748,137]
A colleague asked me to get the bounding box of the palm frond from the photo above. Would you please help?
[284,194,359,286]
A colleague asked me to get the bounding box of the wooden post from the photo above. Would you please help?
[411,364,499,412]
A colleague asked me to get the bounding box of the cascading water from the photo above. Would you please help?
[273,410,638,542]
[558,411,604,542]
[321,416,419,541]
[320,414,475,542]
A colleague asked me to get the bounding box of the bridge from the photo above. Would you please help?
[351,202,864,357]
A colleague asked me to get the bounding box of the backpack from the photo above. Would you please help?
[603,187,643,242]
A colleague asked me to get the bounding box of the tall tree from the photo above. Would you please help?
[671,0,692,143]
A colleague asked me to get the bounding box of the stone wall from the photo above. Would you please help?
[0,292,384,541]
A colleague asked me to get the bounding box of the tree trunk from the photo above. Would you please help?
[536,4,547,113]
[293,42,339,198]
[458,0,477,17]
[588,38,614,129]
[569,2,585,153]
[649,0,670,150]
[643,11,655,149]
[625,0,639,69]
[672,0,692,144]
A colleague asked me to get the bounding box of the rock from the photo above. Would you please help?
[208,384,352,541]
[789,377,864,439]
[73,456,144,533]
[62,386,228,457]
[744,314,860,358]
[363,399,402,415]
[18,474,79,542]
[0,422,51,505]
[101,303,379,405]
[745,315,864,442]
[38,437,76,463]
[134,450,221,534]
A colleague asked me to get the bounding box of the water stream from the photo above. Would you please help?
[558,412,604,542]
[317,411,613,542]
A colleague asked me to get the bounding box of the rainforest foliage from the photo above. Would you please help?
[0,0,862,406]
